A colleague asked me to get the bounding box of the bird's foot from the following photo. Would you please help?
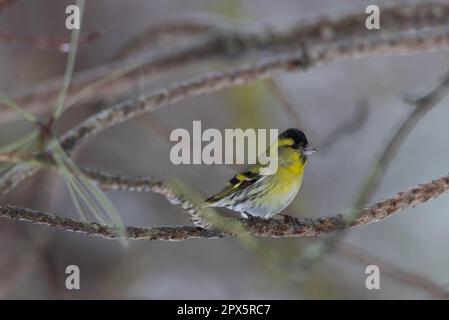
[281,214,297,224]
[242,213,263,222]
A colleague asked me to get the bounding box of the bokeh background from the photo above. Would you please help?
[1,0,449,299]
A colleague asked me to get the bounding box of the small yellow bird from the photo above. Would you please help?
[203,128,317,219]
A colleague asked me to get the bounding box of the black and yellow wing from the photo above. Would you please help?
[203,165,265,206]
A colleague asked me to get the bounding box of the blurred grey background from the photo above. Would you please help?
[1,0,449,299]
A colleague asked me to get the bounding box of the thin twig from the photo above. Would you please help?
[113,14,235,60]
[0,0,15,13]
[294,62,449,270]
[351,68,449,220]
[337,243,449,299]
[53,0,84,119]
[0,172,449,240]
[0,31,102,52]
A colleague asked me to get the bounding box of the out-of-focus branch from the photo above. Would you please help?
[0,31,102,52]
[0,52,313,194]
[0,0,15,13]
[59,52,313,153]
[113,14,236,60]
[293,61,449,270]
[337,243,449,299]
[351,68,449,219]
[4,1,449,122]
[3,25,449,196]
[0,152,34,164]
[36,26,449,151]
[1,172,449,240]
[84,170,206,227]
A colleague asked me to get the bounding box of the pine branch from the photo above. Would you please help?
[1,172,448,241]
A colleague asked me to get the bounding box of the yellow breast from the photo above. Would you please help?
[272,148,305,196]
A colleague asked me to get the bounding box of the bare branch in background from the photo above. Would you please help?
[292,59,449,271]
[351,68,449,217]
[1,171,449,240]
[113,14,237,60]
[0,0,15,13]
[0,31,102,52]
[5,21,449,196]
[3,1,449,122]
[337,243,449,299]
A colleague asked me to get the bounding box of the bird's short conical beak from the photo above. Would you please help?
[303,147,318,156]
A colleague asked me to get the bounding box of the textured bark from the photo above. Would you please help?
[3,1,449,122]
[1,173,448,241]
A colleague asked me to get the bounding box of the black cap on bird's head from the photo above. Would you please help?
[279,128,318,155]
[279,128,308,148]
